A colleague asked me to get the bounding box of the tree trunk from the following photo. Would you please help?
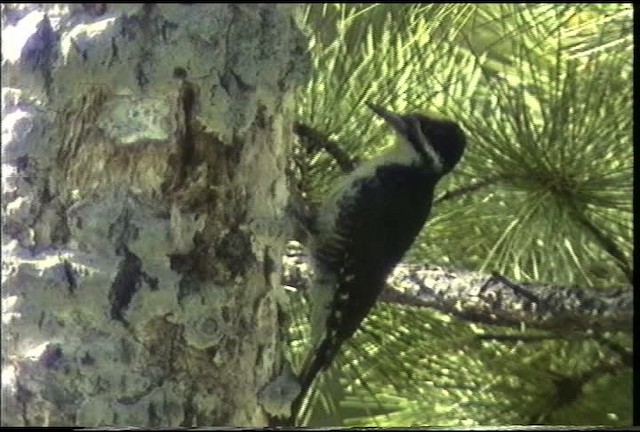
[2,3,309,426]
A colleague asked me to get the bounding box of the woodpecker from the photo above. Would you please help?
[290,103,467,424]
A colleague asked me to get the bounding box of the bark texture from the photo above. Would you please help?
[2,4,309,426]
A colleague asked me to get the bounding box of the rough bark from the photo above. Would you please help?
[2,3,308,426]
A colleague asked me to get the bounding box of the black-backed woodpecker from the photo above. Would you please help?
[291,103,467,424]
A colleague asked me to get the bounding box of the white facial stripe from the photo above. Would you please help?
[410,116,443,174]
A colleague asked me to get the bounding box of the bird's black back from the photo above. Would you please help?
[313,162,436,364]
[285,163,437,425]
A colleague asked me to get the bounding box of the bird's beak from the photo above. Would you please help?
[366,102,407,135]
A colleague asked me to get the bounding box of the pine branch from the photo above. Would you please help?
[571,209,633,285]
[283,244,632,335]
[434,175,505,205]
[383,266,631,334]
[529,359,625,424]
[293,122,357,173]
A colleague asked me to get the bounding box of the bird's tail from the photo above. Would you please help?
[289,336,341,426]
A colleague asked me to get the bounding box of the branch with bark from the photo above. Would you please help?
[293,122,357,173]
[283,243,632,335]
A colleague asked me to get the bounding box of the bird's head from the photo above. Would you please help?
[367,103,466,175]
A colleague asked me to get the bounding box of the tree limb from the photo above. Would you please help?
[293,122,357,173]
[283,244,633,335]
